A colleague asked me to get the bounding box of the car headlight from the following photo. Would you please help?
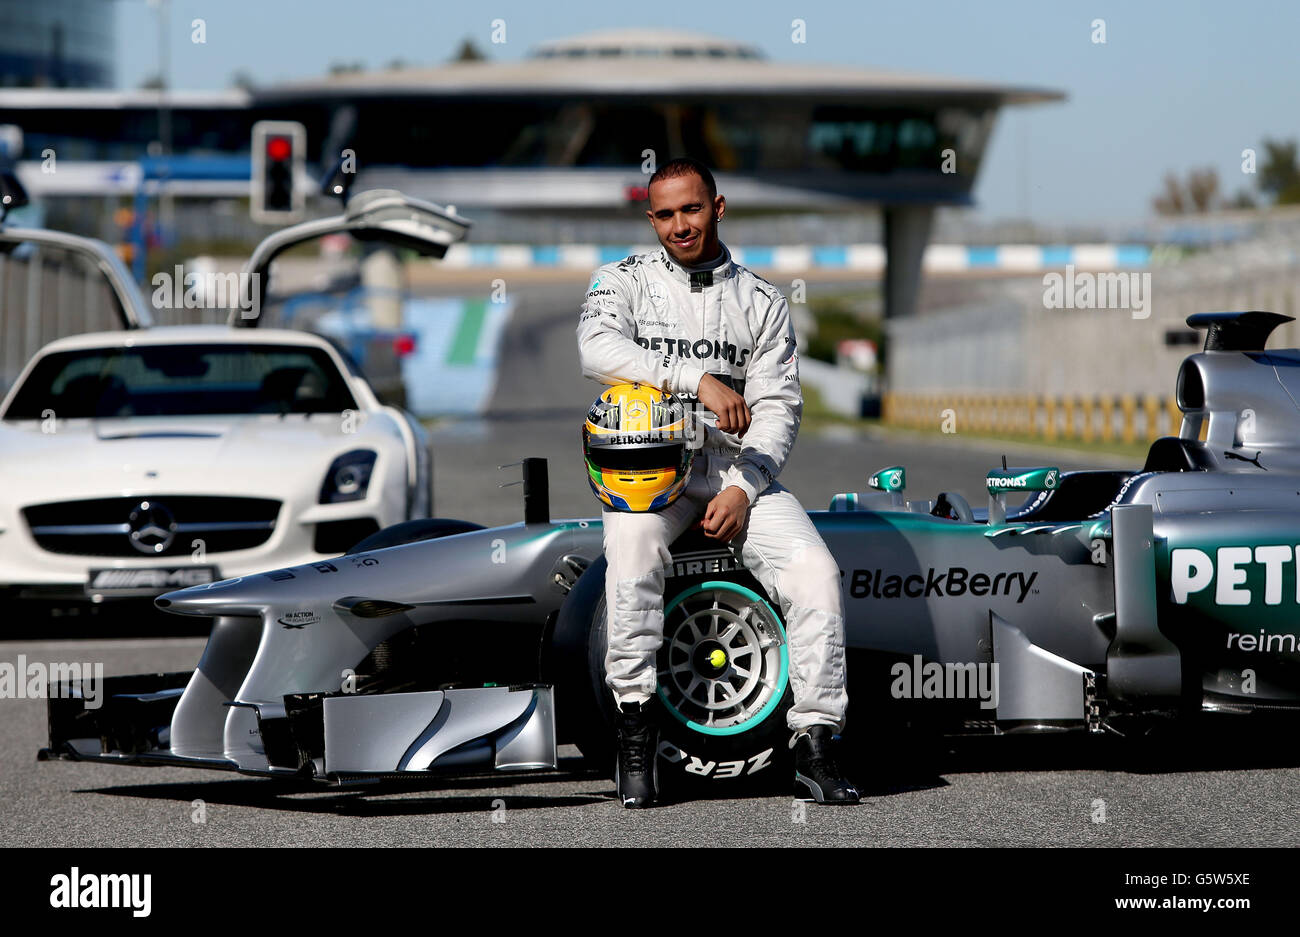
[319,449,377,503]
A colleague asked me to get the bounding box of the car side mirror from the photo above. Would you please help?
[985,466,1059,526]
[867,465,906,508]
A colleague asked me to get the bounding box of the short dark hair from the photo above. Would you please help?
[647,157,717,199]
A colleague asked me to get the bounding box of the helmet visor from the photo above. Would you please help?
[587,443,684,472]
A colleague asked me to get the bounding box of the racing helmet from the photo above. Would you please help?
[583,382,694,512]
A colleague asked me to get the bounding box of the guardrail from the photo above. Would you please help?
[0,248,124,394]
[882,392,1187,444]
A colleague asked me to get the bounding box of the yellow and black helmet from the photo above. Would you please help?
[583,382,694,512]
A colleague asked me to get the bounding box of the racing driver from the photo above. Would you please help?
[576,157,859,807]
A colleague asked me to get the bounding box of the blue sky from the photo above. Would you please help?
[115,0,1297,225]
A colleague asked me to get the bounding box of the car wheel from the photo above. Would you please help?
[551,557,794,793]
[344,518,484,554]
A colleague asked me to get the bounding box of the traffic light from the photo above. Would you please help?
[250,120,305,223]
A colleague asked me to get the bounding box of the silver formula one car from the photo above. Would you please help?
[39,310,1300,789]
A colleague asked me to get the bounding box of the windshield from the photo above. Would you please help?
[3,343,358,419]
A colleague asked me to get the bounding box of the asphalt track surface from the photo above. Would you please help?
[5,281,1300,848]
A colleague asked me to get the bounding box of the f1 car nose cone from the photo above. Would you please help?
[155,576,266,616]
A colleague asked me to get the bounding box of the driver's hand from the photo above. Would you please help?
[696,374,750,436]
[702,486,749,542]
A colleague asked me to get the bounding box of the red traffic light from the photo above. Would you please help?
[393,333,417,357]
[251,121,305,221]
[266,136,292,161]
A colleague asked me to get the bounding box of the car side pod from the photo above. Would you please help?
[1105,504,1183,709]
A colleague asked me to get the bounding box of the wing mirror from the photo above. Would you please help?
[985,466,1059,526]
[867,465,906,508]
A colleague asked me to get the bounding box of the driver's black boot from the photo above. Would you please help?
[615,700,659,808]
[792,726,860,804]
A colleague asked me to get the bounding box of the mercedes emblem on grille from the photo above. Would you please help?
[128,500,177,554]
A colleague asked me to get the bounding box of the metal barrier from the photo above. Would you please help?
[0,249,125,394]
[882,392,1188,444]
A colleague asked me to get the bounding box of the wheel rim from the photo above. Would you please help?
[656,581,788,736]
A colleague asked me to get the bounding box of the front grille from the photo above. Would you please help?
[314,518,379,555]
[24,496,280,557]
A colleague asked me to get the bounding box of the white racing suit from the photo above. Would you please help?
[576,243,848,732]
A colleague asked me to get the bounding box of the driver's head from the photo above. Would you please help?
[646,158,726,267]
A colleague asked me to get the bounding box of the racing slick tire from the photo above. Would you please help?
[345,518,485,554]
[551,555,795,794]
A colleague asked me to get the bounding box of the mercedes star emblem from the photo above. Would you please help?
[128,500,177,554]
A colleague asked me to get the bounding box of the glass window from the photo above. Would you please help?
[4,343,357,419]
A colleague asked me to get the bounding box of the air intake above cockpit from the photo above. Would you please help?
[1187,311,1294,352]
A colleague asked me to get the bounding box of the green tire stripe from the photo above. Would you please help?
[657,581,789,737]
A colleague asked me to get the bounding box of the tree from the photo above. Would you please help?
[1185,167,1219,213]
[453,38,485,62]
[1152,171,1187,215]
[1258,138,1300,204]
[1152,167,1221,215]
[1226,189,1258,211]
